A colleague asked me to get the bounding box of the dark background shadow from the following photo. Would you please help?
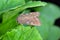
[37,0,60,7]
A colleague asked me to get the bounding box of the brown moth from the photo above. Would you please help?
[17,12,41,26]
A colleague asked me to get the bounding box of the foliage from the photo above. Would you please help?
[0,0,60,40]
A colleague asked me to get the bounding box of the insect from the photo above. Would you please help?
[17,12,41,26]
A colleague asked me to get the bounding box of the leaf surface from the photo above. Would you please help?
[1,25,42,40]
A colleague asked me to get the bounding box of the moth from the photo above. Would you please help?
[17,12,41,26]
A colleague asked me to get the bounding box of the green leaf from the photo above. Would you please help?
[25,0,32,3]
[24,1,47,8]
[0,1,47,15]
[34,3,60,40]
[1,25,42,40]
[0,17,18,36]
[35,3,60,26]
[0,0,25,13]
[0,1,47,36]
[0,9,20,36]
[47,26,60,40]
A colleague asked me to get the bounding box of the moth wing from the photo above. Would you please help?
[29,12,40,17]
[29,17,41,26]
